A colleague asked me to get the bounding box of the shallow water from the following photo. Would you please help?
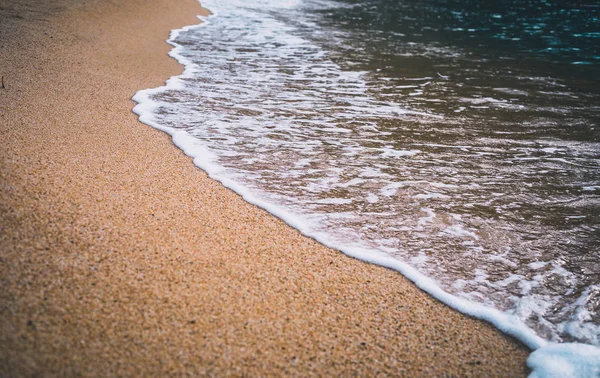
[146,0,600,345]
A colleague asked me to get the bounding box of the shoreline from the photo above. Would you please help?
[1,0,530,376]
[134,1,546,352]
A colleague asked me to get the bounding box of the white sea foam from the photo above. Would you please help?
[528,343,600,378]
[133,0,600,376]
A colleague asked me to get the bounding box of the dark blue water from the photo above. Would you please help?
[296,0,600,344]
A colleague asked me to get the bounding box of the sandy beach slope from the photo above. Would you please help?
[1,0,530,375]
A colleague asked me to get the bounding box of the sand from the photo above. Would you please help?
[0,0,531,376]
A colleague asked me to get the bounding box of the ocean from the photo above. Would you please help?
[133,0,600,373]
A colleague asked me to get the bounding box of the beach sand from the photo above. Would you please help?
[0,0,531,375]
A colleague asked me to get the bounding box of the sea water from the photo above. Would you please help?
[134,0,600,375]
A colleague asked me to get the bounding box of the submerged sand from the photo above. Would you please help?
[0,0,530,375]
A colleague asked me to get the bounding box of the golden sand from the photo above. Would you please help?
[0,0,530,375]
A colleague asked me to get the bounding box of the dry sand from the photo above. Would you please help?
[0,0,531,376]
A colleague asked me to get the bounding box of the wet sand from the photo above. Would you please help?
[0,0,530,375]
